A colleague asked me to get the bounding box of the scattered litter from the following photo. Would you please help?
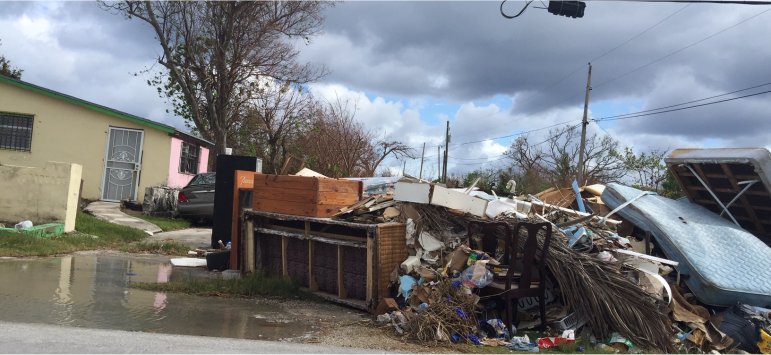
[14,220,33,229]
[169,257,208,267]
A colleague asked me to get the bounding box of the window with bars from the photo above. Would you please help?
[179,141,200,174]
[0,112,34,152]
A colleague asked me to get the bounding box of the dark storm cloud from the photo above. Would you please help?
[303,1,771,148]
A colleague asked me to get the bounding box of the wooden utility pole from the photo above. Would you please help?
[437,145,441,181]
[577,62,592,185]
[419,142,426,180]
[402,160,406,176]
[442,121,450,182]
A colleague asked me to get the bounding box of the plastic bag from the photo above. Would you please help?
[460,261,493,288]
[15,220,33,229]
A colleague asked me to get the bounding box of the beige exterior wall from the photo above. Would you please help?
[0,81,171,202]
[0,161,82,232]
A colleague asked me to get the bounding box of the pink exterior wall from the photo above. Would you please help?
[167,137,210,188]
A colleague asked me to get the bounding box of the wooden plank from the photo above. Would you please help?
[253,200,356,218]
[266,224,366,243]
[253,187,318,203]
[253,200,316,216]
[316,192,361,206]
[337,245,347,299]
[317,178,362,194]
[253,227,367,248]
[253,174,319,191]
[281,236,289,277]
[231,170,257,271]
[308,240,318,291]
[366,232,374,305]
[244,220,255,273]
[243,209,384,231]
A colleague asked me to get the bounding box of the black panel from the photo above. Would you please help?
[212,155,259,248]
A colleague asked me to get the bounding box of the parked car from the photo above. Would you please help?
[177,172,216,222]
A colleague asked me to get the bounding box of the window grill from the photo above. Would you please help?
[180,141,200,174]
[0,112,33,152]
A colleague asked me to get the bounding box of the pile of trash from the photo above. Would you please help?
[333,176,771,353]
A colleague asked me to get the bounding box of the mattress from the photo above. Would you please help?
[602,183,771,307]
[665,148,771,245]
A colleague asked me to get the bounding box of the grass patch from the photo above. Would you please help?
[132,272,320,301]
[122,210,191,232]
[0,212,151,257]
[120,240,190,255]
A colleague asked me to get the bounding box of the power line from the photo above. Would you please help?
[536,3,691,95]
[545,6,770,111]
[593,81,771,121]
[593,89,771,122]
[592,7,771,90]
[451,119,576,147]
[447,123,582,166]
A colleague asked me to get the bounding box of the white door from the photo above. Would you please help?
[101,127,144,201]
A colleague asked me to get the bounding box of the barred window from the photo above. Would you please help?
[180,141,200,174]
[0,112,33,152]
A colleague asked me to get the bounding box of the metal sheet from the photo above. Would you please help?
[665,148,771,245]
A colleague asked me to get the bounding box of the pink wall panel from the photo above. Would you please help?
[166,137,208,188]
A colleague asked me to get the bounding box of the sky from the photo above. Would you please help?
[2,1,770,179]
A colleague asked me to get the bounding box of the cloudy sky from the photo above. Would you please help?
[2,1,770,178]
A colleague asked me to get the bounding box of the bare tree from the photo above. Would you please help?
[504,125,624,189]
[242,80,316,174]
[300,98,414,177]
[102,1,329,165]
[360,140,416,176]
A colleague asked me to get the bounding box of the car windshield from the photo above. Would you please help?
[188,173,215,186]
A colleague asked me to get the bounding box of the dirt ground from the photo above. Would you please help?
[268,298,467,353]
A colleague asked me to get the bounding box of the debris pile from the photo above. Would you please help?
[331,173,771,353]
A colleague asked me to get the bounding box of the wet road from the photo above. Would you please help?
[0,321,382,353]
[0,253,376,353]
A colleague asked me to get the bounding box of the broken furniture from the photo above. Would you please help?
[241,209,406,312]
[486,222,553,332]
[467,220,511,263]
[252,174,362,218]
[665,147,771,245]
[602,183,771,307]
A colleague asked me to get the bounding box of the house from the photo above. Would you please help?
[0,75,213,203]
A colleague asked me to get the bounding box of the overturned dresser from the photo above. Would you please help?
[241,209,406,313]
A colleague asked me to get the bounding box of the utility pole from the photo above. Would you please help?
[419,142,426,180]
[577,62,592,185]
[437,145,441,182]
[442,121,450,183]
[402,160,406,176]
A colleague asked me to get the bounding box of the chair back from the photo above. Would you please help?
[512,222,552,289]
[467,220,512,263]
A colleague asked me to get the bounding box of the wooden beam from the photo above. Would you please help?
[244,219,255,274]
[337,245,347,299]
[281,236,289,277]
[366,233,374,305]
[308,240,318,291]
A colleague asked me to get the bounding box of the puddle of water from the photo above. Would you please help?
[0,254,314,341]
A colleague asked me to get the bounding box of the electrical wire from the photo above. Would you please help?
[592,7,771,90]
[536,3,691,95]
[592,89,771,122]
[592,81,771,121]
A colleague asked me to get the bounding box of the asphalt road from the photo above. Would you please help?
[0,321,384,354]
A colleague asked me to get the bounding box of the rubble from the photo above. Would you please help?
[326,173,771,353]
